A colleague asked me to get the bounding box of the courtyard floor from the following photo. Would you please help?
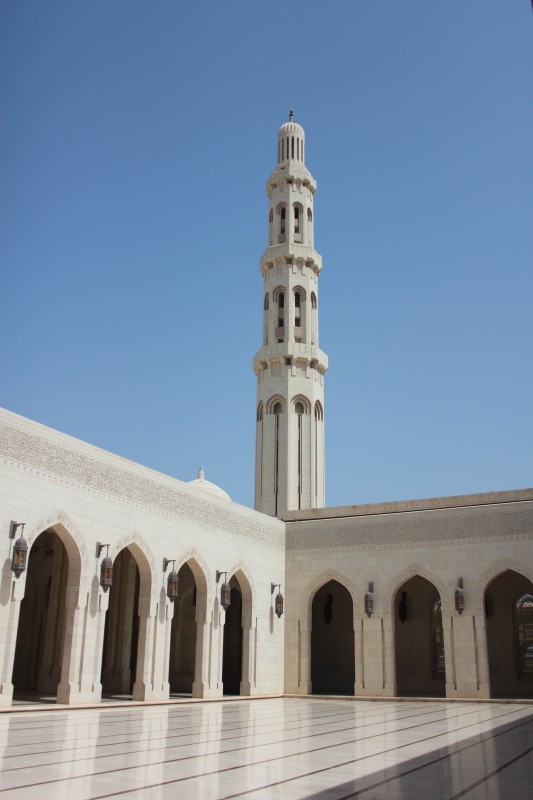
[0,697,532,799]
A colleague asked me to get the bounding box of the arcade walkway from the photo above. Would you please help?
[0,698,532,798]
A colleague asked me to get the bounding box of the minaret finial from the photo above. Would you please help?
[289,102,293,122]
[198,467,204,480]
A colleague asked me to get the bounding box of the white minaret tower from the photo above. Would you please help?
[254,112,327,516]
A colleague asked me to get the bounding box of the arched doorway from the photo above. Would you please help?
[485,570,533,698]
[12,529,70,700]
[169,562,197,695]
[101,547,142,697]
[394,575,445,697]
[311,580,355,695]
[222,577,243,695]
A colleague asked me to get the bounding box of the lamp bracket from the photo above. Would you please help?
[163,558,175,573]
[271,583,280,594]
[216,570,227,584]
[9,521,25,540]
[96,542,110,559]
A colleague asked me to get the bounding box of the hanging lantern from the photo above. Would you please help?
[455,577,465,615]
[364,582,374,618]
[11,524,28,579]
[97,543,113,592]
[163,558,179,602]
[167,569,179,602]
[271,583,284,618]
[220,579,231,610]
[217,570,231,610]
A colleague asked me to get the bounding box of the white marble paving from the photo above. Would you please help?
[0,699,531,799]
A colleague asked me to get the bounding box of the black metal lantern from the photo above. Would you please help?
[97,543,113,592]
[10,523,28,579]
[271,583,284,618]
[399,591,408,624]
[163,559,179,602]
[454,577,465,615]
[217,570,231,610]
[364,582,374,618]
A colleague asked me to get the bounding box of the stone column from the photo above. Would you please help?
[360,616,386,696]
[57,586,88,704]
[474,612,491,698]
[447,614,474,698]
[150,595,173,700]
[298,618,312,694]
[354,614,364,694]
[382,614,395,696]
[442,614,457,697]
[133,596,170,702]
[192,605,213,698]
[0,570,25,706]
[240,612,256,696]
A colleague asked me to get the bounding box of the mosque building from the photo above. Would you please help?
[0,114,532,707]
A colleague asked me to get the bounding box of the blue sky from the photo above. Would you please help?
[1,1,532,508]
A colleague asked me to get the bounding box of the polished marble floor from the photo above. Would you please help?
[0,698,532,799]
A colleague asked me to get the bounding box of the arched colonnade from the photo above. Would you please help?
[294,567,533,699]
[3,518,259,706]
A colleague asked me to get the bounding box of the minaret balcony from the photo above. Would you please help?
[260,244,322,274]
[253,342,328,374]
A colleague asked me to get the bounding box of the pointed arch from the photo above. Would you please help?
[25,510,87,588]
[109,533,155,595]
[477,560,533,615]
[266,394,286,414]
[175,550,210,606]
[301,569,357,621]
[256,401,263,422]
[291,394,311,414]
[387,566,449,615]
[228,562,255,618]
[314,400,324,421]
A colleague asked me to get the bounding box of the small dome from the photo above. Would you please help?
[278,120,305,138]
[188,467,231,503]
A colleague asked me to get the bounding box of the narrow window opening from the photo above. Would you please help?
[294,206,300,234]
[514,593,533,677]
[291,137,294,158]
[280,206,286,235]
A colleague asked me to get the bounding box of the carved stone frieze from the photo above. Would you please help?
[0,411,285,553]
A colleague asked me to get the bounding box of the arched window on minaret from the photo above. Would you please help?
[274,287,285,343]
[256,402,263,422]
[307,208,313,247]
[267,396,285,516]
[293,396,310,510]
[277,204,287,243]
[314,400,324,507]
[294,287,306,342]
[269,209,273,245]
[311,291,317,345]
[293,203,303,243]
[263,294,269,345]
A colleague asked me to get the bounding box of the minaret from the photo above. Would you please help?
[254,112,327,516]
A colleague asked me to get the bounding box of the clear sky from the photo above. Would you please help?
[1,1,532,508]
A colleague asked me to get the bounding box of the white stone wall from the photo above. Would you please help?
[0,408,286,706]
[283,493,533,699]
